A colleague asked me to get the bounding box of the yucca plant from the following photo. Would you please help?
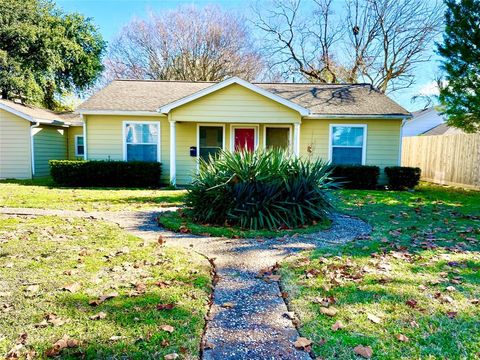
[185,148,338,230]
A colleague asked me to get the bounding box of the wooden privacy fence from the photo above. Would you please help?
[402,133,480,190]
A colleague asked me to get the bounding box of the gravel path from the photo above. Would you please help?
[0,207,371,359]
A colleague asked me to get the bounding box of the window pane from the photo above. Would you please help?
[126,123,157,144]
[127,144,157,162]
[332,126,364,147]
[77,136,84,146]
[332,147,362,165]
[77,145,84,155]
[199,126,222,160]
[266,128,289,149]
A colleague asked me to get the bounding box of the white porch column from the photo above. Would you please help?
[169,120,176,186]
[293,122,301,157]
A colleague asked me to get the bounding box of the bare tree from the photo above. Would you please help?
[253,0,444,93]
[105,5,264,82]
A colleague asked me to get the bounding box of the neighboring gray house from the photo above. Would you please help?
[403,107,446,137]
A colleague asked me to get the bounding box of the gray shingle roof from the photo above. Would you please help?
[77,79,410,117]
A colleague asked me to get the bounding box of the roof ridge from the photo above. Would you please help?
[111,79,375,87]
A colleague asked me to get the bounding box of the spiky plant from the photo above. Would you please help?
[185,149,337,230]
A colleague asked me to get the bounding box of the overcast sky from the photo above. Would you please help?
[57,0,444,111]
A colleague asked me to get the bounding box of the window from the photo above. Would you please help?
[330,125,366,165]
[265,127,290,150]
[74,135,84,157]
[124,122,159,162]
[199,126,223,160]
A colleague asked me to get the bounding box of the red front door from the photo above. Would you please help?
[234,128,255,151]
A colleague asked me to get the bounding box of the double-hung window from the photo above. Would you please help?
[330,125,366,165]
[74,135,84,157]
[124,122,160,162]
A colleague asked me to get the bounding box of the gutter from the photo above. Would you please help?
[303,114,412,120]
[30,122,41,176]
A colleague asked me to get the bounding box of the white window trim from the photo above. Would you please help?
[230,124,259,152]
[196,123,226,170]
[328,124,367,165]
[263,125,293,151]
[74,134,85,157]
[122,120,161,162]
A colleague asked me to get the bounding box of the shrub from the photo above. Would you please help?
[329,165,380,189]
[385,166,421,190]
[50,160,162,188]
[185,149,337,230]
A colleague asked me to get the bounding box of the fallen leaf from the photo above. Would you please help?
[405,299,418,308]
[446,286,456,292]
[367,313,381,324]
[320,307,338,317]
[164,353,179,360]
[331,320,344,331]
[354,345,373,359]
[90,312,107,320]
[221,302,235,309]
[160,324,175,333]
[157,303,175,310]
[447,311,457,318]
[26,285,40,293]
[62,283,81,293]
[294,337,312,349]
[396,334,409,342]
[45,335,79,357]
[203,341,215,349]
[109,335,126,341]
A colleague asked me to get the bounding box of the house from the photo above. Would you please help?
[421,122,465,136]
[403,107,447,137]
[77,77,411,186]
[0,99,84,179]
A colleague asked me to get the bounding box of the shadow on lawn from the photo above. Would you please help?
[46,290,207,359]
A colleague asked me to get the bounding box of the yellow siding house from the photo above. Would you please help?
[0,100,83,179]
[77,77,411,186]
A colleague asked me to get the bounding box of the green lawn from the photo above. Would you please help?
[281,184,480,359]
[0,215,211,359]
[0,179,186,211]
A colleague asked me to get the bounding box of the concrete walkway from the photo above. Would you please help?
[0,207,371,360]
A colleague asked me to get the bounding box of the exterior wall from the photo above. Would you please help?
[0,109,32,179]
[300,118,402,183]
[171,84,301,124]
[84,114,170,183]
[67,125,84,160]
[33,125,68,177]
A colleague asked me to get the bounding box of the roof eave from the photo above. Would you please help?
[77,109,166,116]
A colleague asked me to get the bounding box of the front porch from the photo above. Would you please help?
[167,121,301,186]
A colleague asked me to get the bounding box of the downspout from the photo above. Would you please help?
[81,114,87,160]
[30,122,41,176]
[398,118,407,166]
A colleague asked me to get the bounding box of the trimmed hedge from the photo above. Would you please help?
[330,164,380,189]
[50,160,162,188]
[385,166,421,190]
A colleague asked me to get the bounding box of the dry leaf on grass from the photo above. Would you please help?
[331,320,344,331]
[367,313,381,324]
[294,337,312,350]
[89,292,119,306]
[354,345,373,359]
[62,282,81,293]
[396,334,409,342]
[160,324,175,333]
[45,335,79,357]
[157,303,175,310]
[164,353,179,360]
[90,312,107,320]
[320,307,338,317]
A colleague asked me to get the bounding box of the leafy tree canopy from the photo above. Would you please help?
[0,0,106,110]
[437,0,480,133]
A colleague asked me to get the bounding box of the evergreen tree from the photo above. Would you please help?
[437,0,480,133]
[0,0,106,110]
